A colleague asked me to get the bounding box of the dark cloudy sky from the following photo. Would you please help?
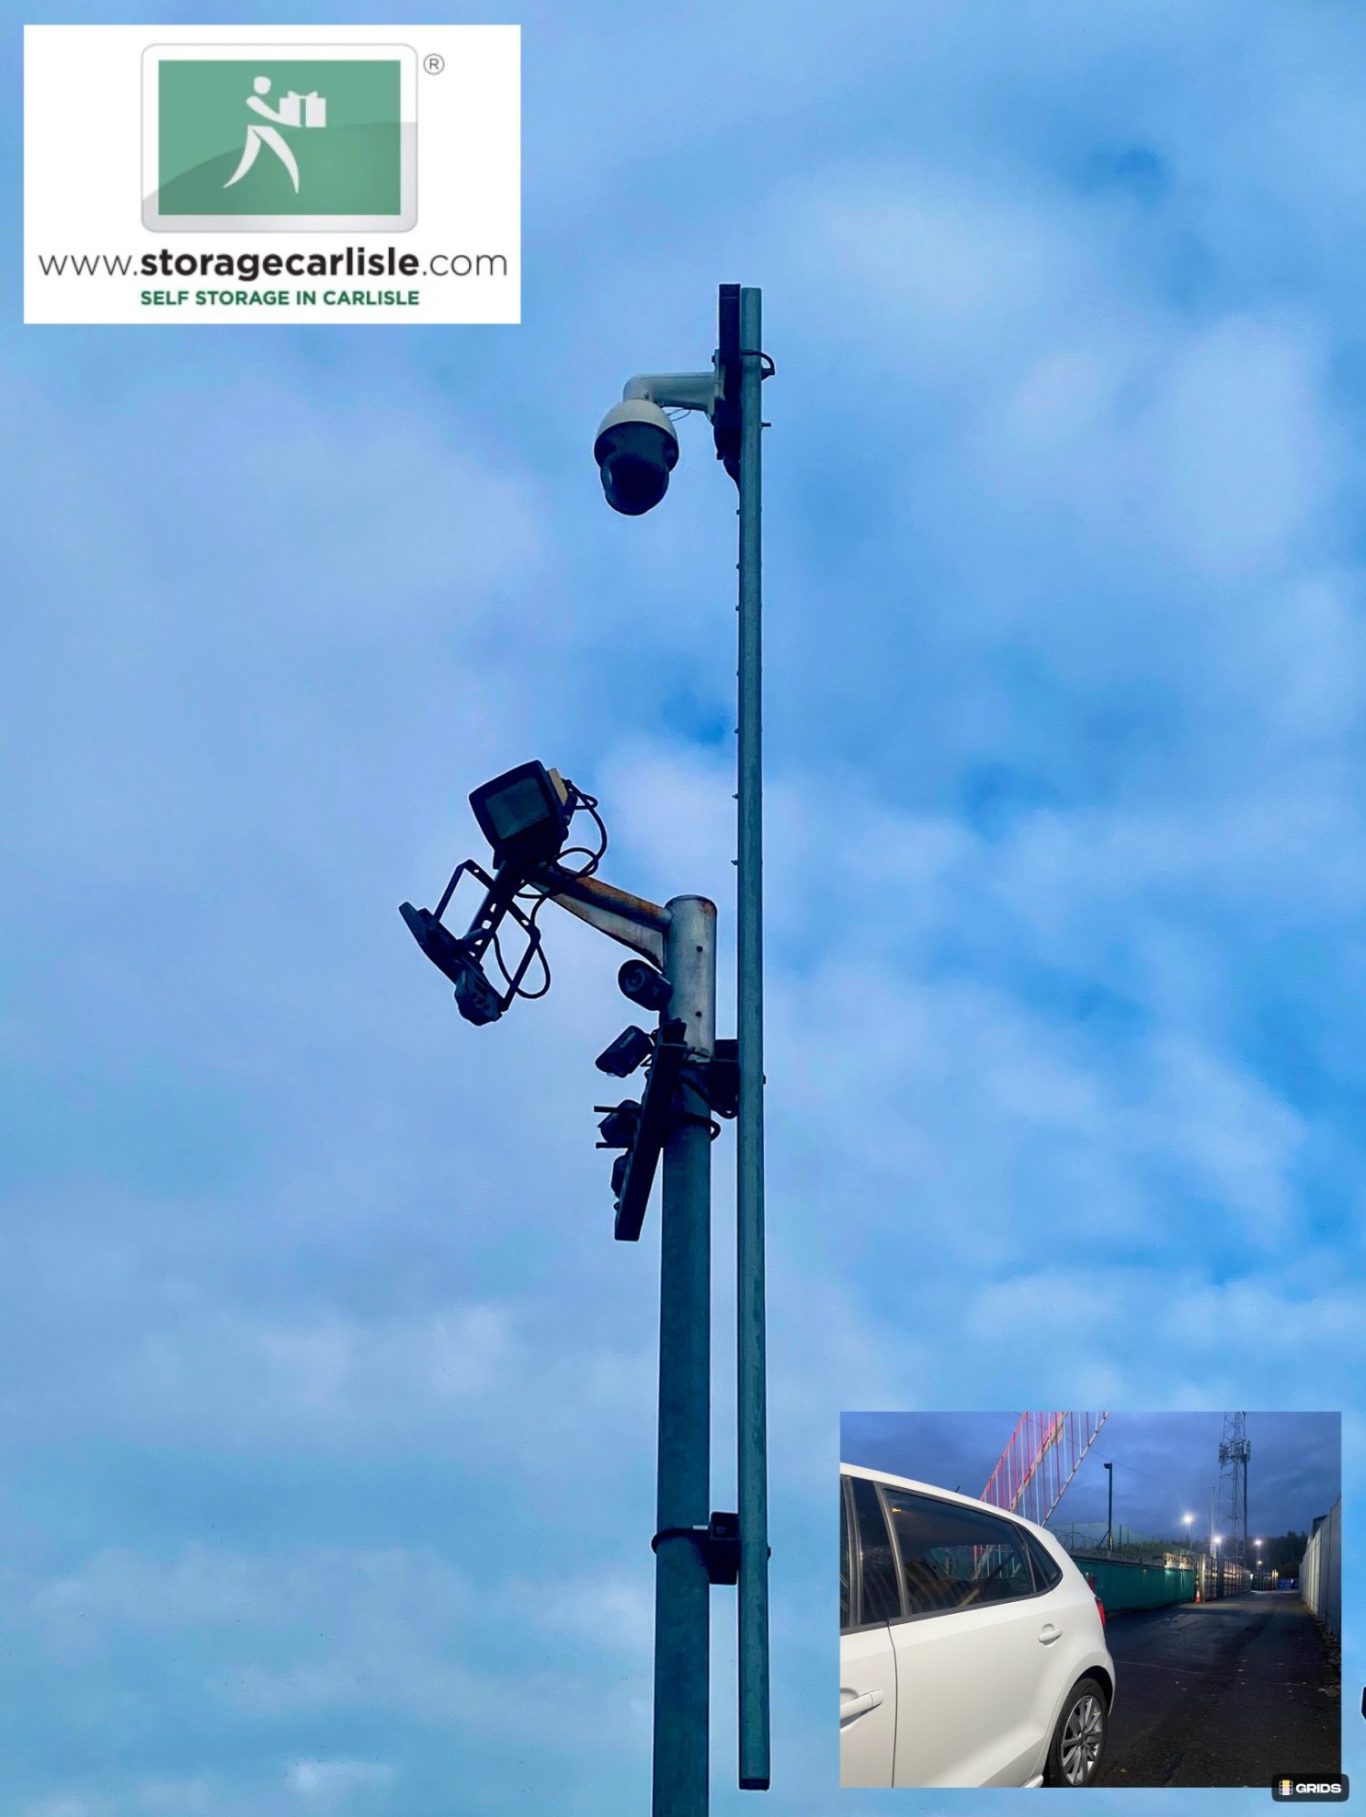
[841,1411,1341,1541]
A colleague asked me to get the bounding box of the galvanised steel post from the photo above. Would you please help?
[734,283,771,1791]
[653,896,717,1817]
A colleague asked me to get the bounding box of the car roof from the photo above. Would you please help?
[840,1460,1064,1550]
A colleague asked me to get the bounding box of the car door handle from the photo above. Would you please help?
[1038,1624,1062,1645]
[840,1688,885,1723]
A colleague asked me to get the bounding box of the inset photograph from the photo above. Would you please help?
[840,1411,1341,1789]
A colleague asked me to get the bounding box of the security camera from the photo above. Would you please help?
[593,399,680,516]
[619,958,673,1015]
[596,1025,654,1077]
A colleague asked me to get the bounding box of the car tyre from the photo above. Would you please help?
[1045,1675,1108,1787]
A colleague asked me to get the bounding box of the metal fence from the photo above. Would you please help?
[1072,1553,1195,1613]
[1301,1499,1341,1639]
[1195,1553,1251,1600]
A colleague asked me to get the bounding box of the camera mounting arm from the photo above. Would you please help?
[621,369,719,416]
[532,863,669,967]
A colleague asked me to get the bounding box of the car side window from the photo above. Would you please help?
[840,1481,853,1631]
[882,1488,1036,1616]
[850,1474,901,1623]
[1026,1533,1063,1592]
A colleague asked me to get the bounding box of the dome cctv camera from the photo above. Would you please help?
[593,399,680,516]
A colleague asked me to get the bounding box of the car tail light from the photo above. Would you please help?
[1095,1594,1106,1629]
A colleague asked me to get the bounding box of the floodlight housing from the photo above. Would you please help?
[469,761,572,871]
[398,901,506,1025]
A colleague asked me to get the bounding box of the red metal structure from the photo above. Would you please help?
[980,1411,1110,1529]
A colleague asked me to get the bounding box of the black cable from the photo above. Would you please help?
[501,784,609,1003]
[490,918,551,1002]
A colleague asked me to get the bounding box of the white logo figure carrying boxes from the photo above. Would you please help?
[224,76,326,194]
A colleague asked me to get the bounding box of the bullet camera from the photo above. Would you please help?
[593,399,680,516]
[596,1099,641,1149]
[619,958,673,1015]
[596,1025,654,1078]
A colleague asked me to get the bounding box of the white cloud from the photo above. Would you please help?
[285,1760,395,1800]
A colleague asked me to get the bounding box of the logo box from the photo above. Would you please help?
[143,43,417,231]
[1272,1775,1350,1802]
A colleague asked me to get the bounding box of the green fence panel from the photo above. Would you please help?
[1074,1557,1195,1612]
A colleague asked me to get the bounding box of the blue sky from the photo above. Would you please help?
[4,2,1364,1813]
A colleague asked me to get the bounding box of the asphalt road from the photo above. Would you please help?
[1102,1591,1340,1788]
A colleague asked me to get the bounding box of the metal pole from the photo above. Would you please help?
[735,283,770,1792]
[653,896,716,1817]
[1104,1463,1113,1554]
[1244,1453,1250,1573]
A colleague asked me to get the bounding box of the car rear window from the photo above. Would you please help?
[881,1488,1036,1616]
[1026,1532,1064,1591]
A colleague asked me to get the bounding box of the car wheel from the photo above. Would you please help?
[1046,1676,1108,1787]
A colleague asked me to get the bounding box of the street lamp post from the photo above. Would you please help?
[595,283,774,1802]
[1103,1462,1113,1554]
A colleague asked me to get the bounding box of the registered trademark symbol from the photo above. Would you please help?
[423,52,445,75]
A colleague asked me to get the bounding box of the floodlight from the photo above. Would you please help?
[401,761,601,1026]
[469,761,572,870]
[399,901,506,1025]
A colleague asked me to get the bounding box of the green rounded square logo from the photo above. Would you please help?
[143,44,417,231]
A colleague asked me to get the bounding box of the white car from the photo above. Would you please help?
[841,1463,1116,1788]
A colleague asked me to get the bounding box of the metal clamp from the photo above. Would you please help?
[652,1511,741,1587]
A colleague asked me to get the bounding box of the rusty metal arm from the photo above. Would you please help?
[533,864,670,968]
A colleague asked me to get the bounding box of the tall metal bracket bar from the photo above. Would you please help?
[613,1020,689,1242]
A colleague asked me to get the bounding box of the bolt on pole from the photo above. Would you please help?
[652,896,716,1817]
[734,284,771,1792]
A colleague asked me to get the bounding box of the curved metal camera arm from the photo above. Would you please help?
[621,369,718,416]
[533,862,669,967]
